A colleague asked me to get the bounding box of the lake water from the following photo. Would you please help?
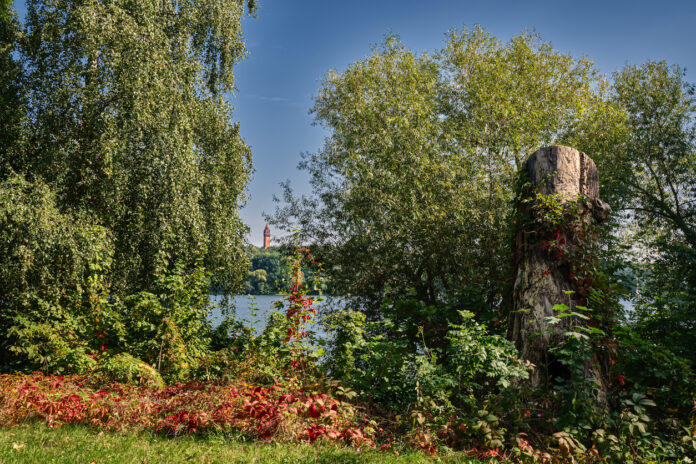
[208,294,352,338]
[208,294,636,337]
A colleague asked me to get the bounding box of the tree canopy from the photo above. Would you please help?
[606,62,696,364]
[0,0,22,170]
[4,0,255,294]
[271,28,619,314]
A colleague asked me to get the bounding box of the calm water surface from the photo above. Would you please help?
[208,294,352,338]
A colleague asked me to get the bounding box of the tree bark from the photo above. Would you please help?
[508,146,611,401]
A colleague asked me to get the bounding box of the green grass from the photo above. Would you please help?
[0,423,482,463]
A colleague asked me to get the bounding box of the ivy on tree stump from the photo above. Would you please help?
[508,145,611,401]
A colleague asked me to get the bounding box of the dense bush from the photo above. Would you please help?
[317,289,696,461]
[0,174,218,383]
[94,353,164,388]
[0,174,112,372]
[613,326,695,419]
[322,302,528,413]
[105,263,214,383]
[630,243,696,366]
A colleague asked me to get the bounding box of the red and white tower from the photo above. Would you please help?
[263,224,270,249]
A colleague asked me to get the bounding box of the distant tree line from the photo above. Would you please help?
[242,247,290,295]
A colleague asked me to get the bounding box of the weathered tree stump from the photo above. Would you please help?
[508,145,611,399]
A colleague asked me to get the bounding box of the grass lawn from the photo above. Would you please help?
[0,423,483,463]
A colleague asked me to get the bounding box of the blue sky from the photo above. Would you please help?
[12,0,696,246]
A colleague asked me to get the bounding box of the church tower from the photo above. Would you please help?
[263,224,270,249]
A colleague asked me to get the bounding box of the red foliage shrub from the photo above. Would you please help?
[0,373,375,448]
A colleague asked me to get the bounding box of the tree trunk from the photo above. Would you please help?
[508,146,611,401]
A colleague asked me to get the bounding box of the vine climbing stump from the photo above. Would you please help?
[508,145,611,400]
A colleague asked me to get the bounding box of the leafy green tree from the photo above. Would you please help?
[274,36,449,308]
[271,29,617,317]
[0,0,23,175]
[609,62,696,250]
[0,0,257,377]
[606,62,696,363]
[440,28,621,310]
[9,0,255,294]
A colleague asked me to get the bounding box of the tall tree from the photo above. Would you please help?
[0,0,23,174]
[10,0,255,293]
[609,62,696,250]
[607,62,696,363]
[271,29,618,316]
[274,36,453,308]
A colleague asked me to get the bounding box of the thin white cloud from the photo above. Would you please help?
[247,94,291,103]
